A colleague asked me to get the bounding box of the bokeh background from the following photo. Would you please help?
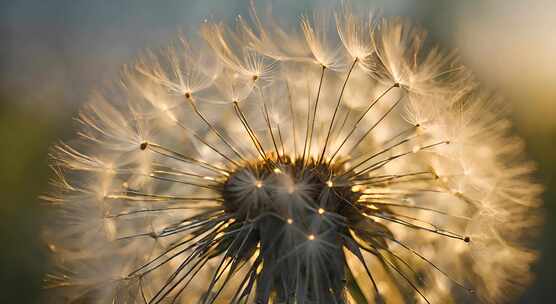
[1,0,554,303]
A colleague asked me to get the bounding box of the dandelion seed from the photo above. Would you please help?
[44,3,541,304]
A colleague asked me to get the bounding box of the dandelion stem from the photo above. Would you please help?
[319,58,358,164]
[387,237,474,293]
[303,65,326,164]
[286,82,298,159]
[147,142,230,175]
[351,141,449,179]
[258,88,282,161]
[186,96,248,163]
[343,93,405,159]
[328,84,397,163]
[233,101,274,166]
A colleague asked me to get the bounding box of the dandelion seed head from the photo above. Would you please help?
[44,2,541,304]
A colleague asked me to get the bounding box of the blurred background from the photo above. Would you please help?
[0,0,554,302]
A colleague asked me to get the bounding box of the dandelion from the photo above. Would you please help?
[43,3,541,304]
